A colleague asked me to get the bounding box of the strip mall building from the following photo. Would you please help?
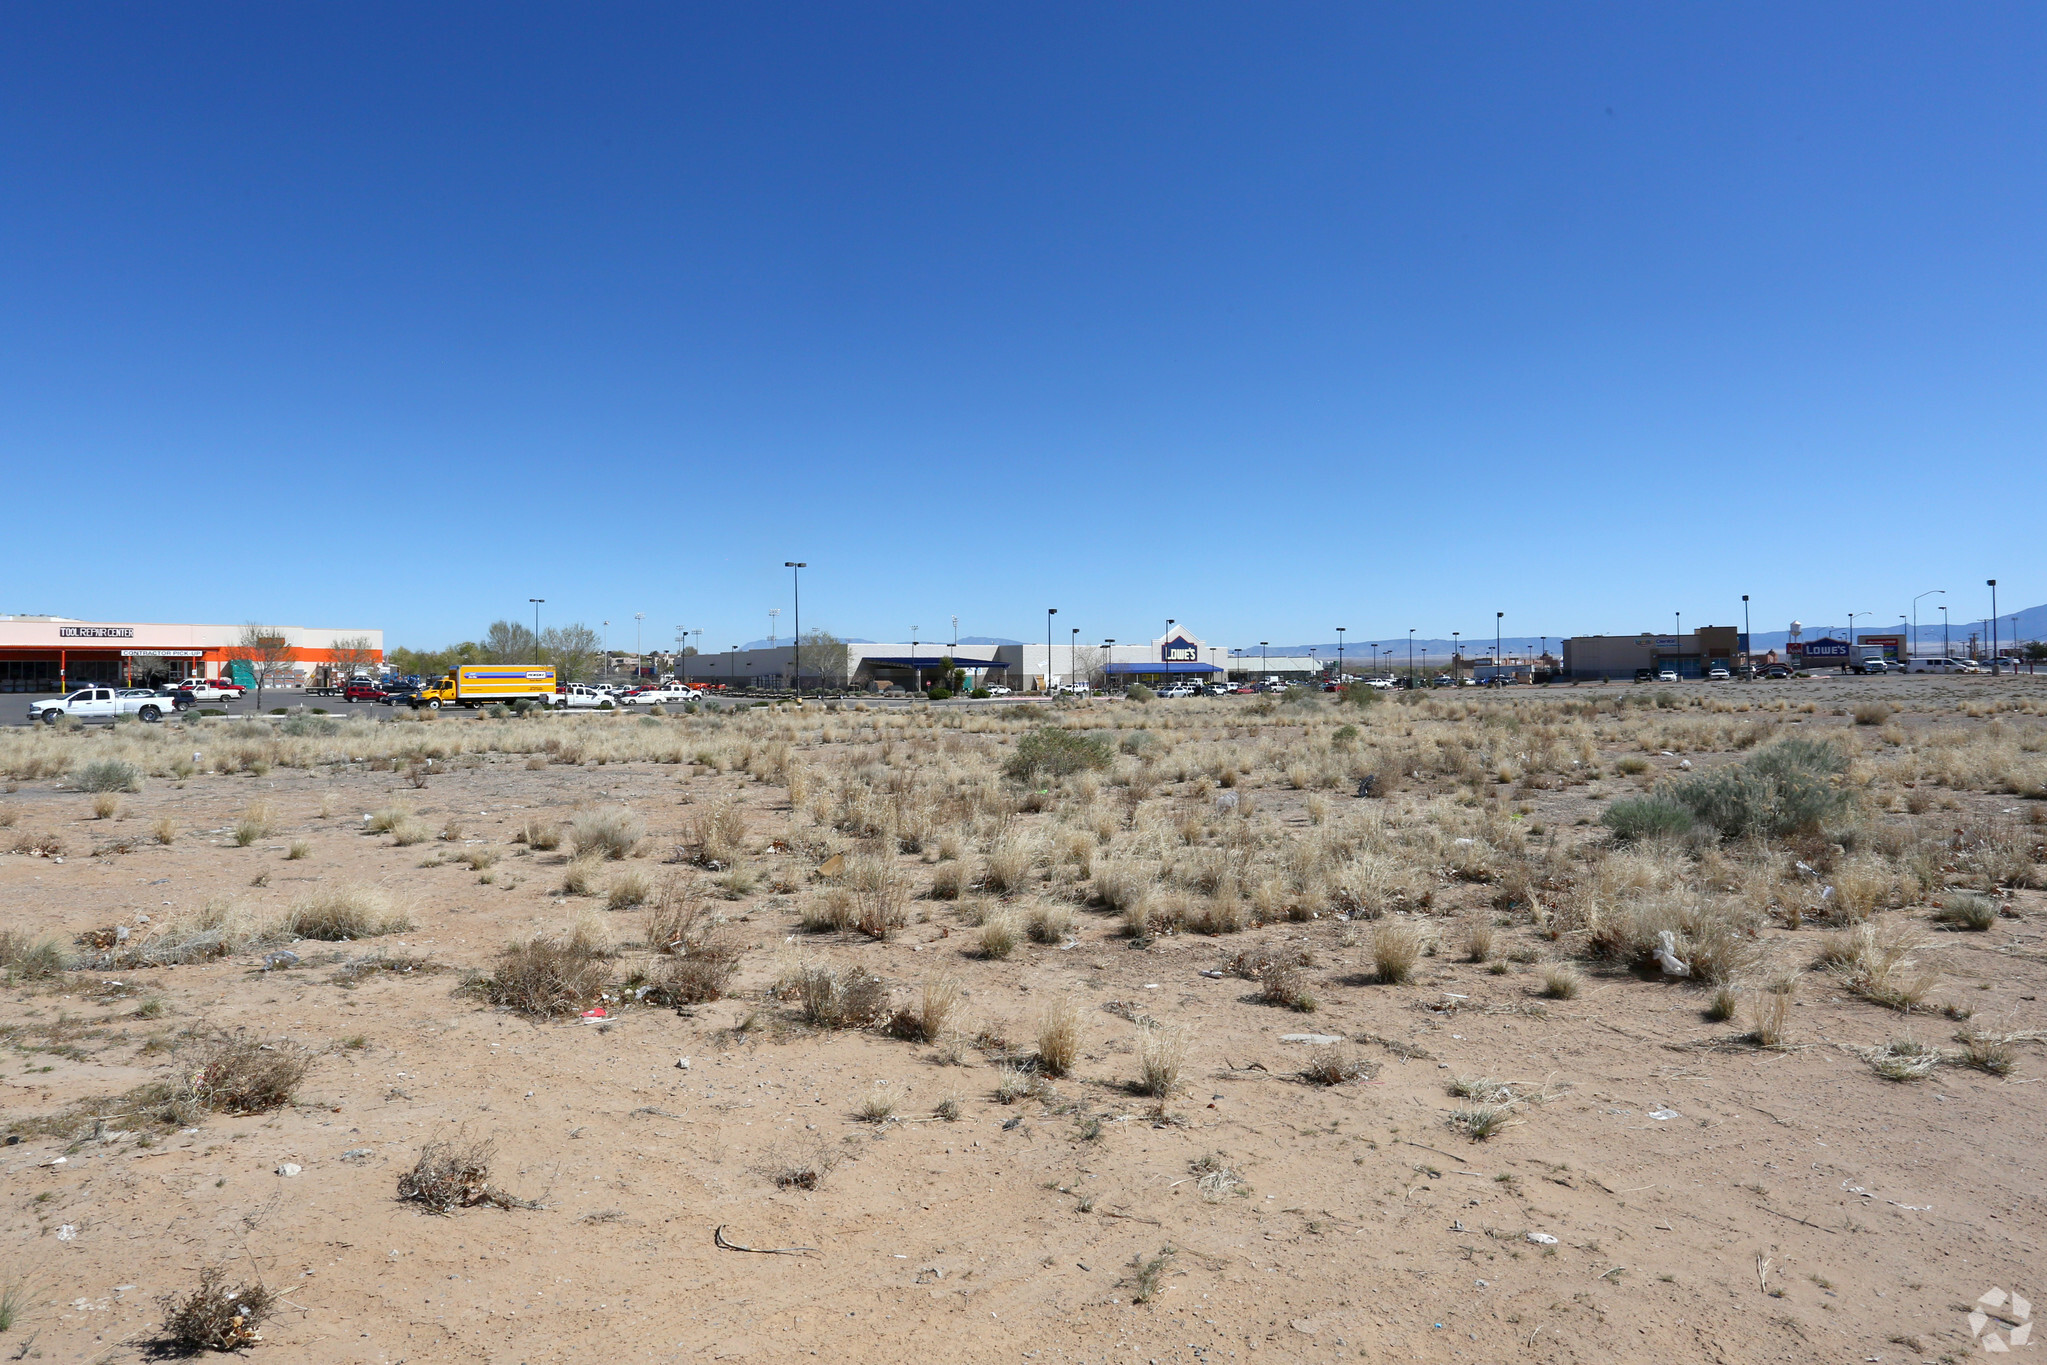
[0,616,384,694]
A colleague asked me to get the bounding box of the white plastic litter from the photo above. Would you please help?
[1648,1108,1680,1121]
[1654,930,1691,978]
[56,1224,77,1241]
[1279,1034,1345,1046]
[1526,1233,1558,1245]
[1215,791,1239,814]
[1199,969,1225,979]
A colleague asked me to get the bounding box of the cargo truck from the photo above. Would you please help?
[410,664,560,709]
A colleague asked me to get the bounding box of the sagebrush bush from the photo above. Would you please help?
[1005,727,1113,781]
[570,808,645,860]
[73,758,142,793]
[286,886,411,940]
[475,936,611,1017]
[1601,793,1694,841]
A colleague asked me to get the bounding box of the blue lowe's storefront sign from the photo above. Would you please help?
[1801,637,1850,662]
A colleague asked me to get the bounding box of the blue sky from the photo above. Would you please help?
[3,4,2040,653]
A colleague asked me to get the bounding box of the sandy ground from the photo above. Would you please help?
[2,693,2044,1364]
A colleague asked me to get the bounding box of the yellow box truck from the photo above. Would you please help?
[411,664,559,709]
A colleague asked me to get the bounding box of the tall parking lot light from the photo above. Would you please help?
[1913,590,1944,664]
[1989,580,2000,671]
[530,599,544,664]
[784,563,805,697]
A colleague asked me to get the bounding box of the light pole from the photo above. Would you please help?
[1941,605,1949,658]
[1845,611,1869,672]
[1104,639,1115,694]
[1496,611,1503,681]
[529,599,544,664]
[951,615,958,651]
[1261,641,1268,680]
[1988,579,2000,671]
[1071,627,1079,692]
[1452,632,1459,673]
[601,620,610,680]
[1046,608,1057,694]
[1741,595,1750,671]
[784,563,805,698]
[1336,627,1345,681]
[1408,628,1415,684]
[634,612,644,661]
[730,646,737,690]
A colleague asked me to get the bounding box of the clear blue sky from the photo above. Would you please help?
[3,4,2040,654]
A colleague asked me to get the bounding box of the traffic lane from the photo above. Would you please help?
[6,689,377,727]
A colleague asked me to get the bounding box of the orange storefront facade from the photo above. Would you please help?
[0,617,383,694]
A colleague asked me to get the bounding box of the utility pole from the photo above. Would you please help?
[1046,608,1057,694]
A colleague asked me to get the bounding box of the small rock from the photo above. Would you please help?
[1526,1232,1558,1245]
[276,1163,302,1177]
[339,1149,373,1162]
[676,1057,691,1070]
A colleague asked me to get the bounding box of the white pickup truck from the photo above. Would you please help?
[30,687,180,725]
[555,684,615,709]
[625,685,699,705]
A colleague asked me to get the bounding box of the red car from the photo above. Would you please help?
[343,681,390,703]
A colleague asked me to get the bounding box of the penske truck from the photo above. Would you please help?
[410,664,559,709]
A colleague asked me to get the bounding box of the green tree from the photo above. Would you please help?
[484,620,537,663]
[542,623,602,684]
[796,629,848,689]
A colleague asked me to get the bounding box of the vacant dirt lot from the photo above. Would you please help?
[2,679,2043,1362]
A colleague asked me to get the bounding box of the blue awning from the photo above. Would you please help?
[1103,661,1223,675]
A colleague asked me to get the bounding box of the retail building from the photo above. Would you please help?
[0,616,383,693]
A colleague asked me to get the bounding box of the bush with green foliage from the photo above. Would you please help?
[1601,793,1695,841]
[1125,684,1155,703]
[1605,737,1849,842]
[1005,726,1114,781]
[73,759,143,793]
[926,687,953,701]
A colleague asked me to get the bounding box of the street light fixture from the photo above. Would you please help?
[1046,608,1057,694]
[1496,612,1503,681]
[1909,591,1944,665]
[1741,595,1750,671]
[1071,627,1079,693]
[1408,628,1415,684]
[1988,579,2000,672]
[783,563,805,698]
[1336,626,1345,681]
[1940,604,1949,658]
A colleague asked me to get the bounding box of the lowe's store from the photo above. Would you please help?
[0,617,383,694]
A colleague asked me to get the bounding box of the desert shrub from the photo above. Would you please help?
[754,1137,841,1190]
[560,856,604,896]
[796,963,890,1029]
[847,856,909,939]
[74,759,142,793]
[1671,737,1850,839]
[1601,793,1694,841]
[1185,892,1247,935]
[1125,684,1155,703]
[1005,727,1113,781]
[1585,890,1763,985]
[1257,960,1316,1012]
[474,936,611,1017]
[160,1264,276,1352]
[929,861,967,900]
[286,885,411,940]
[1825,922,1939,1010]
[1853,702,1895,726]
[1450,1102,1518,1140]
[1036,994,1082,1076]
[982,838,1033,893]
[570,808,644,860]
[233,803,276,846]
[91,792,121,819]
[652,938,742,1004]
[1463,920,1495,962]
[683,799,747,865]
[1865,1038,1939,1081]
[606,868,652,910]
[519,817,562,850]
[397,1136,537,1212]
[189,1035,311,1114]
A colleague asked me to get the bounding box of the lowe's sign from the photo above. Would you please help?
[1800,636,1851,662]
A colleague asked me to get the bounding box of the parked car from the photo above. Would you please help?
[31,687,175,724]
[1159,684,1199,698]
[1706,665,1730,681]
[343,681,390,702]
[1763,663,1794,678]
[985,685,1013,696]
[1657,669,1679,683]
[177,679,245,702]
[378,684,421,706]
[556,683,613,709]
[624,685,698,705]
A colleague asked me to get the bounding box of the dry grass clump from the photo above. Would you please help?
[1823,922,1940,1011]
[1853,701,1895,726]
[1539,963,1583,999]
[982,838,1033,894]
[1036,994,1083,1077]
[285,885,411,940]
[1301,1043,1374,1086]
[0,930,68,981]
[1133,1026,1186,1097]
[890,973,961,1044]
[74,758,143,792]
[754,1137,841,1190]
[644,883,744,1004]
[233,802,275,846]
[682,798,747,865]
[1463,919,1495,962]
[397,1136,537,1212]
[978,914,1019,959]
[795,962,890,1029]
[1954,1029,2035,1076]
[159,1263,276,1352]
[1256,958,1316,1012]
[92,791,121,820]
[189,1034,312,1114]
[1863,1037,1940,1081]
[1587,889,1763,985]
[606,868,653,910]
[1026,903,1075,944]
[1191,1152,1245,1201]
[855,1081,899,1123]
[848,856,910,939]
[1931,892,1999,932]
[1372,921,1426,984]
[570,807,644,860]
[1746,976,1797,1047]
[929,861,968,900]
[79,899,290,968]
[518,817,562,850]
[1449,1101,1520,1141]
[560,856,605,896]
[474,933,611,1017]
[152,813,177,845]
